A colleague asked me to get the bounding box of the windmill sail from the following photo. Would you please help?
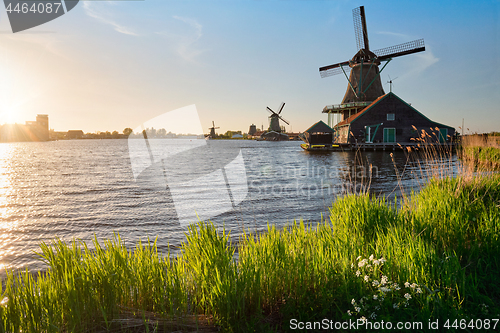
[374,39,425,60]
[353,6,370,51]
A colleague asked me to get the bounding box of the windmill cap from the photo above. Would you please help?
[350,49,380,66]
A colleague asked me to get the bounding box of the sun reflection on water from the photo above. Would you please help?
[0,143,16,274]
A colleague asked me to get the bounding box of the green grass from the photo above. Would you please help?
[462,146,500,170]
[1,174,500,332]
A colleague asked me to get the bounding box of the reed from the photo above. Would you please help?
[461,134,500,170]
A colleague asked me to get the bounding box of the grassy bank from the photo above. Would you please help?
[461,134,500,170]
[1,172,499,332]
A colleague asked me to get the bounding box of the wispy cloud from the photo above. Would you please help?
[156,16,205,63]
[376,31,411,39]
[404,45,439,77]
[83,2,139,36]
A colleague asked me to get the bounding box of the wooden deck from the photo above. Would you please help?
[301,142,456,152]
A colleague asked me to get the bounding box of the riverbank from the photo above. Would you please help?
[1,170,499,332]
[461,134,500,170]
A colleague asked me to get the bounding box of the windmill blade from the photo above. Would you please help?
[278,102,285,114]
[353,6,369,51]
[278,115,290,126]
[319,61,351,78]
[374,39,425,61]
[266,106,277,115]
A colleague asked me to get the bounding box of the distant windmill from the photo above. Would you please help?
[319,6,425,103]
[387,75,399,93]
[208,121,219,138]
[266,102,290,133]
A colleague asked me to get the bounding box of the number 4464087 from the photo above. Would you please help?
[6,2,62,14]
[443,319,498,330]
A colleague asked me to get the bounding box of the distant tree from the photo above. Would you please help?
[123,128,133,136]
[146,127,156,137]
[157,128,167,137]
[112,130,119,136]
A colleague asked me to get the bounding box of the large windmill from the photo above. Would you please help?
[320,6,425,106]
[262,102,290,141]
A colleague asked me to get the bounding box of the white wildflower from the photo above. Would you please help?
[404,282,410,288]
[373,259,380,265]
[351,299,356,305]
[347,310,352,316]
[416,287,422,294]
[360,316,367,324]
[370,312,377,319]
[404,293,412,300]
[355,306,361,312]
[373,294,378,300]
[381,275,388,285]
[351,263,354,269]
[355,270,361,277]
[369,254,374,261]
[372,280,379,287]
[358,259,368,267]
[356,256,362,261]
[393,303,399,309]
[379,287,391,293]
[410,283,418,289]
[364,275,370,282]
[379,257,387,263]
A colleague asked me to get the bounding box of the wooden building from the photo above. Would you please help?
[331,92,455,144]
[301,120,334,145]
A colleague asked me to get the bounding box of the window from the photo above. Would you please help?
[387,113,395,121]
[383,128,396,143]
[438,128,448,143]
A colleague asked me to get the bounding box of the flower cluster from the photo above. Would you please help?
[347,255,427,319]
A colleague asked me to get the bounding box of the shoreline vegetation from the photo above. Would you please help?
[1,136,500,332]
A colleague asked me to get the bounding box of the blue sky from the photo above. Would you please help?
[0,0,498,134]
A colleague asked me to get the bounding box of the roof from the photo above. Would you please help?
[334,92,455,130]
[304,120,334,134]
[335,94,387,127]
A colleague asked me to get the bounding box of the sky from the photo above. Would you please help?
[0,0,499,134]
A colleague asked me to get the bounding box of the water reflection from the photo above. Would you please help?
[0,143,16,273]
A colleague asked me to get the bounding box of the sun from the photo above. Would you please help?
[0,107,19,125]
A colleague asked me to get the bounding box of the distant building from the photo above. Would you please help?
[66,130,84,139]
[0,114,49,142]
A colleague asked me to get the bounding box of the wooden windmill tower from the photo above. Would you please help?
[208,121,219,139]
[262,102,290,141]
[267,102,289,132]
[320,6,425,126]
